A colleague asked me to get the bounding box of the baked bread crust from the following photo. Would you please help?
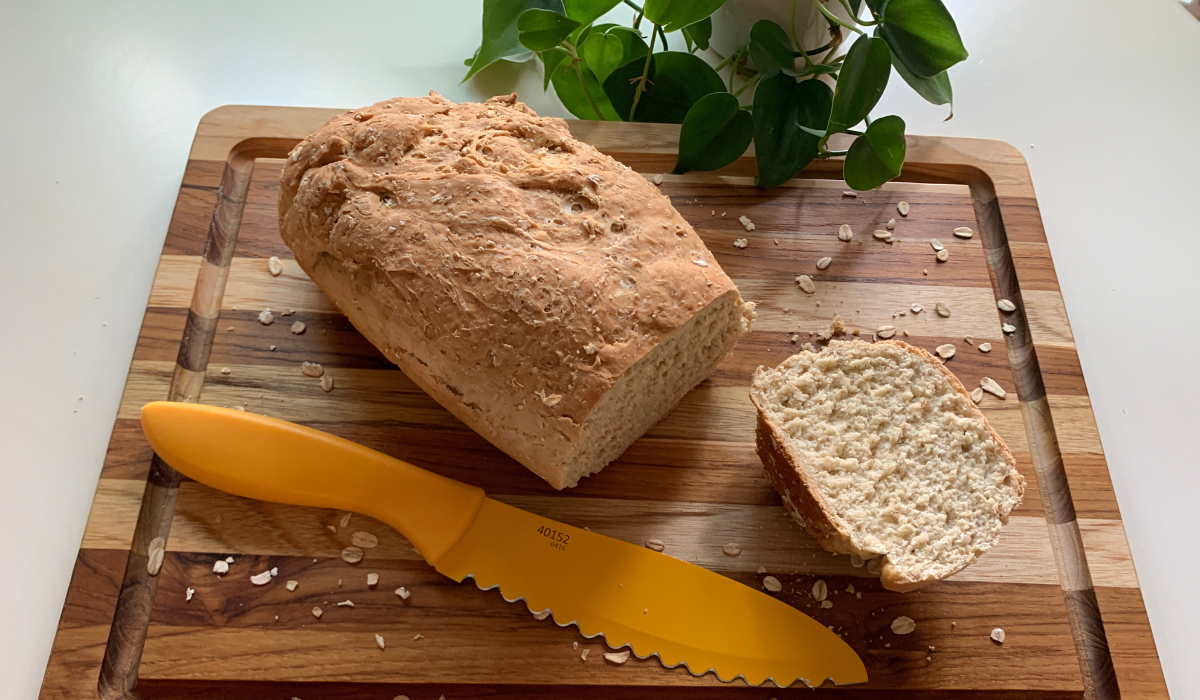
[751,340,1024,592]
[278,92,751,488]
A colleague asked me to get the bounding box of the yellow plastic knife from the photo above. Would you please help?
[140,401,866,687]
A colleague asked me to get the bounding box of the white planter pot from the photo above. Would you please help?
[710,0,855,61]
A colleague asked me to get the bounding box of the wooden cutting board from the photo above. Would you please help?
[40,107,1167,700]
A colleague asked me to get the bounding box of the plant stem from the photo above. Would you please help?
[628,24,659,121]
[733,73,761,97]
[813,0,863,35]
[713,51,737,73]
[836,0,879,24]
[566,43,605,120]
[622,0,644,13]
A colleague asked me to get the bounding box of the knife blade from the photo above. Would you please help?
[140,401,866,687]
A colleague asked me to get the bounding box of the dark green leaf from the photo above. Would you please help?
[582,31,625,83]
[518,8,581,52]
[843,114,906,190]
[752,74,833,189]
[562,0,621,26]
[551,59,621,120]
[465,47,480,67]
[800,62,840,76]
[603,51,725,123]
[607,26,650,60]
[540,47,571,90]
[890,45,952,107]
[674,93,754,174]
[643,0,727,33]
[850,0,865,14]
[682,17,712,51]
[748,20,796,77]
[827,35,890,135]
[863,0,886,15]
[464,0,566,81]
[879,0,967,78]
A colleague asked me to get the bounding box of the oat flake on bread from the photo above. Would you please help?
[278,92,755,489]
[749,340,1025,591]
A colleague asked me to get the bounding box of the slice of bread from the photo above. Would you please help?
[750,340,1024,591]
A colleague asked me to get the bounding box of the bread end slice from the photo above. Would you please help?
[751,339,1025,592]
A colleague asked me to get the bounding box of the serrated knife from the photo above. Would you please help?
[140,401,866,687]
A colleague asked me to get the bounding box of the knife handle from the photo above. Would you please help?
[139,401,485,564]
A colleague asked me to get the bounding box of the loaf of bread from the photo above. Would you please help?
[279,92,754,489]
[750,340,1024,591]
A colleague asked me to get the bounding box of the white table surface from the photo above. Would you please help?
[2,1,1197,696]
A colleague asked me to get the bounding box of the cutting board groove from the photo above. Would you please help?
[39,107,1166,699]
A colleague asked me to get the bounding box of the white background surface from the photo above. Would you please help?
[1,1,1197,697]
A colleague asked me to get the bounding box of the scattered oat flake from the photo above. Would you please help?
[873,229,892,241]
[269,345,276,351]
[991,627,1006,643]
[930,238,944,251]
[301,361,324,378]
[573,642,579,651]
[652,174,663,185]
[271,566,278,577]
[341,546,364,564]
[645,539,665,552]
[351,531,379,548]
[414,634,425,640]
[291,321,306,334]
[886,218,896,230]
[604,650,631,665]
[846,583,855,594]
[692,259,708,267]
[876,325,896,339]
[1002,323,1016,334]
[763,576,783,592]
[837,224,853,241]
[849,554,864,568]
[820,600,833,609]
[898,201,910,216]
[146,537,165,576]
[935,343,956,359]
[186,587,195,601]
[923,269,928,275]
[816,256,832,270]
[979,342,992,353]
[268,256,283,276]
[980,377,1007,399]
[337,600,355,607]
[312,606,323,618]
[723,543,742,556]
[866,558,882,575]
[935,302,951,317]
[757,565,767,574]
[219,367,232,375]
[997,298,1016,312]
[812,580,828,601]
[340,512,352,528]
[953,227,974,239]
[970,387,985,403]
[250,570,273,586]
[320,374,334,392]
[375,634,386,650]
[964,335,974,345]
[367,573,379,587]
[795,275,816,294]
[396,587,411,600]
[259,309,275,326]
[936,249,949,262]
[533,609,552,620]
[842,190,857,197]
[892,616,916,635]
[581,648,590,661]
[910,304,923,314]
[286,580,299,591]
[733,238,748,248]
[213,560,229,575]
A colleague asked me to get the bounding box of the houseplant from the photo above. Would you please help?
[463,0,965,190]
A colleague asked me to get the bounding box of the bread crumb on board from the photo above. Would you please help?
[396,586,411,600]
[286,580,299,591]
[533,609,552,620]
[738,215,755,231]
[185,587,194,601]
[258,309,274,325]
[301,361,324,378]
[213,560,229,575]
[291,321,306,335]
[733,238,748,248]
[375,633,386,650]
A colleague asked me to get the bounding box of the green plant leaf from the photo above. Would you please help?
[748,20,796,77]
[603,51,725,123]
[827,35,890,135]
[752,74,833,189]
[891,47,952,107]
[562,0,621,26]
[682,17,712,51]
[863,0,886,15]
[674,93,754,174]
[582,31,625,83]
[464,0,566,81]
[879,0,967,78]
[551,59,621,120]
[607,26,650,60]
[643,0,728,33]
[518,8,581,52]
[540,47,571,90]
[843,114,906,190]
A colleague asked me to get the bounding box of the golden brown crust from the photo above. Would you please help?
[278,92,745,487]
[752,339,1025,592]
